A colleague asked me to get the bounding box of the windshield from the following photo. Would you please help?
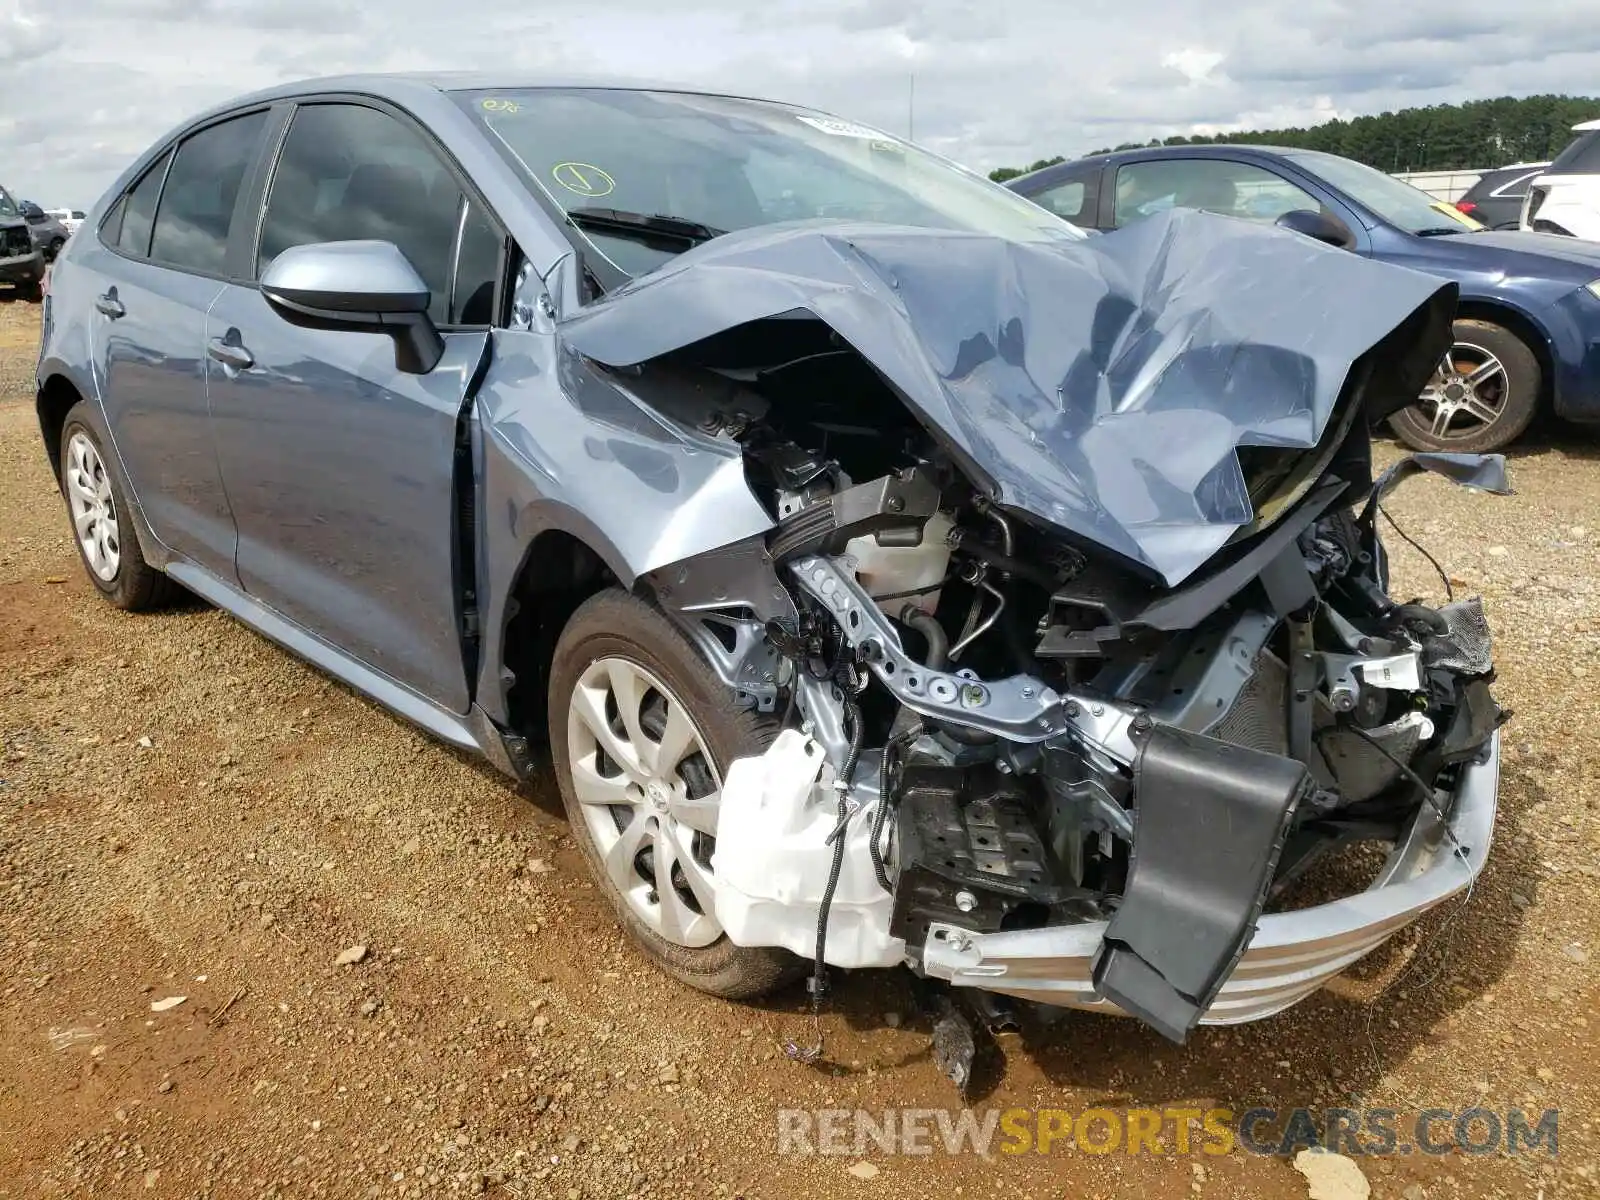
[454,88,1082,281]
[0,189,17,219]
[1286,151,1484,234]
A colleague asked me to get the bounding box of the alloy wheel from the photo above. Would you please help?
[65,431,120,581]
[565,656,726,949]
[1416,341,1508,442]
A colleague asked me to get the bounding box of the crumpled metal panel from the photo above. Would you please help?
[559,208,1457,586]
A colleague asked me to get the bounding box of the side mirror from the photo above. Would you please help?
[1275,208,1356,250]
[260,240,444,374]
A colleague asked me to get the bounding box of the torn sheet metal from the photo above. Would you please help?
[559,208,1457,586]
[1364,450,1514,514]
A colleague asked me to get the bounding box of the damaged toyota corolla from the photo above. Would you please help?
[39,76,1509,1066]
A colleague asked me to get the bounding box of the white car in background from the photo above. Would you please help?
[45,208,85,235]
[1522,119,1600,239]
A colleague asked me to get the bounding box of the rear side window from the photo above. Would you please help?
[1014,166,1101,227]
[1491,170,1541,198]
[114,150,172,258]
[1036,180,1085,217]
[259,103,471,327]
[1551,130,1600,175]
[149,111,268,275]
[1464,168,1541,202]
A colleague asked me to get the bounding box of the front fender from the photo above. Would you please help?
[471,328,777,722]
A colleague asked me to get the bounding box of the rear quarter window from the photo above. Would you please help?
[1551,130,1600,175]
[111,150,173,258]
[1016,167,1100,227]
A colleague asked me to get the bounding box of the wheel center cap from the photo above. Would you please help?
[645,780,671,812]
[1443,382,1467,402]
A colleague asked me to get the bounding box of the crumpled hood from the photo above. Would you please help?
[559,208,1455,586]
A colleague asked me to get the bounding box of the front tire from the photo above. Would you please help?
[1389,318,1539,452]
[547,590,798,999]
[58,410,174,610]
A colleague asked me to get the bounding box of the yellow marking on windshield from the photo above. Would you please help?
[552,162,616,199]
[1431,200,1484,230]
[480,97,521,113]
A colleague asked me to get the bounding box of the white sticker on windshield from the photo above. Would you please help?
[796,114,889,140]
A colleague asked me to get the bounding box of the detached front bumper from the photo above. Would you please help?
[922,731,1499,1025]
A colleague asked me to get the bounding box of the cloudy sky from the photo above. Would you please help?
[3,0,1599,207]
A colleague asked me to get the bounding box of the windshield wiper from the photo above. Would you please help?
[566,207,726,248]
[1414,226,1467,237]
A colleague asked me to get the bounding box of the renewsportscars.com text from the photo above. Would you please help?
[776,1105,1560,1158]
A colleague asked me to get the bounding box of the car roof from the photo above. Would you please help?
[1466,162,1550,186]
[190,71,777,124]
[1573,118,1600,131]
[1008,142,1314,188]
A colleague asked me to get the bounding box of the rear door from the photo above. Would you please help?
[205,99,507,713]
[88,109,271,579]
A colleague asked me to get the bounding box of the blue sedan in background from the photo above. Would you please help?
[1007,144,1600,451]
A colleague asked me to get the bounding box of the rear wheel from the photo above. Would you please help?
[58,410,175,610]
[1389,318,1539,452]
[547,590,799,999]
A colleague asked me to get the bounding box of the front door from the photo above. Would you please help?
[206,100,506,713]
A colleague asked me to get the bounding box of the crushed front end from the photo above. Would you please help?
[709,449,1507,1043]
[557,210,1511,1047]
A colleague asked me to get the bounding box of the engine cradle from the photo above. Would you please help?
[889,763,1081,950]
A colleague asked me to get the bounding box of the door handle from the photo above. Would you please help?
[94,290,125,319]
[207,335,255,372]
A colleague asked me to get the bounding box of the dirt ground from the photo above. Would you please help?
[0,294,1596,1199]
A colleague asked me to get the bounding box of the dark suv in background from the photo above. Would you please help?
[1454,162,1549,230]
[19,200,71,261]
[0,184,45,300]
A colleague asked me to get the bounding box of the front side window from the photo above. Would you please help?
[1113,159,1323,227]
[454,88,1082,283]
[259,103,472,327]
[0,188,18,219]
[149,111,267,275]
[116,150,172,258]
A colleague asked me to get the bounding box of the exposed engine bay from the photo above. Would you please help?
[625,338,1508,1051]
[550,211,1512,1066]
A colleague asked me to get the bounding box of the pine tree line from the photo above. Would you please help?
[988,94,1600,182]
